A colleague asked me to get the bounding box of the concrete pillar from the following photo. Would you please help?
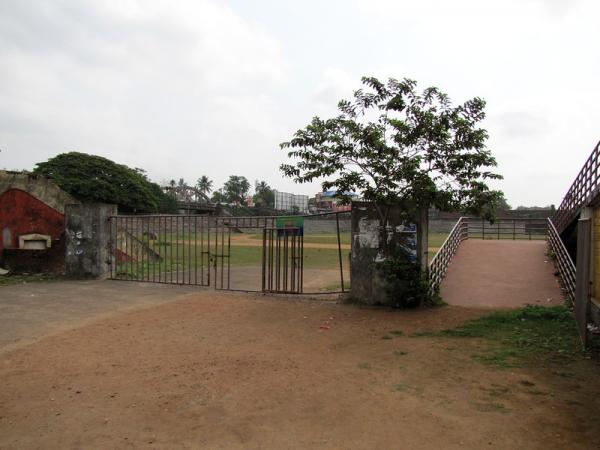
[350,201,427,306]
[65,203,117,279]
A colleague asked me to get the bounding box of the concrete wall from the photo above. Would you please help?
[2,236,65,274]
[304,217,351,234]
[65,203,117,279]
[429,219,459,233]
[0,171,78,214]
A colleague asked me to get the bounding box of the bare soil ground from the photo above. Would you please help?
[0,282,599,449]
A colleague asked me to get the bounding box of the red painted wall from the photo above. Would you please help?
[0,189,65,251]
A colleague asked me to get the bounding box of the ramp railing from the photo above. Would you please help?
[428,217,468,293]
[547,218,576,305]
[553,140,600,233]
[428,217,551,294]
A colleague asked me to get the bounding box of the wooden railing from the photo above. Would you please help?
[428,217,468,293]
[547,218,576,305]
[553,140,600,233]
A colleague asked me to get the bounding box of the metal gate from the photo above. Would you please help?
[212,216,304,293]
[109,215,211,286]
[262,224,303,294]
[109,212,349,294]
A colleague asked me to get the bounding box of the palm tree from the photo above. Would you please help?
[255,180,269,193]
[196,175,213,196]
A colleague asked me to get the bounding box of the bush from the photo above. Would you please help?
[376,250,432,308]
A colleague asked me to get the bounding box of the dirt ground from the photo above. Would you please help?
[441,240,564,308]
[0,282,599,449]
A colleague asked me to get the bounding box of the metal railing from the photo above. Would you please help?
[547,218,576,305]
[465,217,547,240]
[553,140,600,233]
[428,217,469,293]
[428,217,551,293]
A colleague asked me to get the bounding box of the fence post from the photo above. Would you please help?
[575,211,592,346]
[335,212,345,292]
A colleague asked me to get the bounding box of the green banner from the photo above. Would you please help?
[275,216,304,235]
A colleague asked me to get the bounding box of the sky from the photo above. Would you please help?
[0,0,599,207]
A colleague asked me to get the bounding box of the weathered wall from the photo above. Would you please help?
[0,189,66,252]
[1,236,65,274]
[0,171,78,213]
[350,202,427,305]
[429,219,459,233]
[303,217,351,234]
[65,204,117,278]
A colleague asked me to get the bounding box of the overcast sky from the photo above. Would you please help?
[0,0,598,207]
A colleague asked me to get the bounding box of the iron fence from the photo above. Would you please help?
[465,217,547,240]
[108,211,350,294]
[428,217,468,293]
[109,215,211,286]
[547,218,576,305]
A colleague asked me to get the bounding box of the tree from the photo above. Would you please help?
[178,178,186,187]
[34,152,177,213]
[211,189,226,204]
[280,76,504,306]
[253,180,274,208]
[223,175,250,205]
[281,76,503,248]
[497,195,511,210]
[196,175,213,197]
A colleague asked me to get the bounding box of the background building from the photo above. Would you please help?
[273,190,309,213]
[314,190,357,212]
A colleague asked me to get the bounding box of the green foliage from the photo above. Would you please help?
[280,76,504,223]
[223,175,250,205]
[253,180,274,207]
[196,175,213,196]
[33,152,176,213]
[376,250,432,308]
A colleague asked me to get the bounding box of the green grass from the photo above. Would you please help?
[117,230,450,278]
[246,232,352,246]
[428,232,449,249]
[0,274,61,286]
[115,241,347,278]
[413,305,584,368]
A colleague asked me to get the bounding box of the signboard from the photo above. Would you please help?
[396,223,417,263]
[275,216,304,236]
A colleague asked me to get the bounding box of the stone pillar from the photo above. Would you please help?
[65,203,117,279]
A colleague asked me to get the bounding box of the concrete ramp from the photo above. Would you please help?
[440,240,564,308]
